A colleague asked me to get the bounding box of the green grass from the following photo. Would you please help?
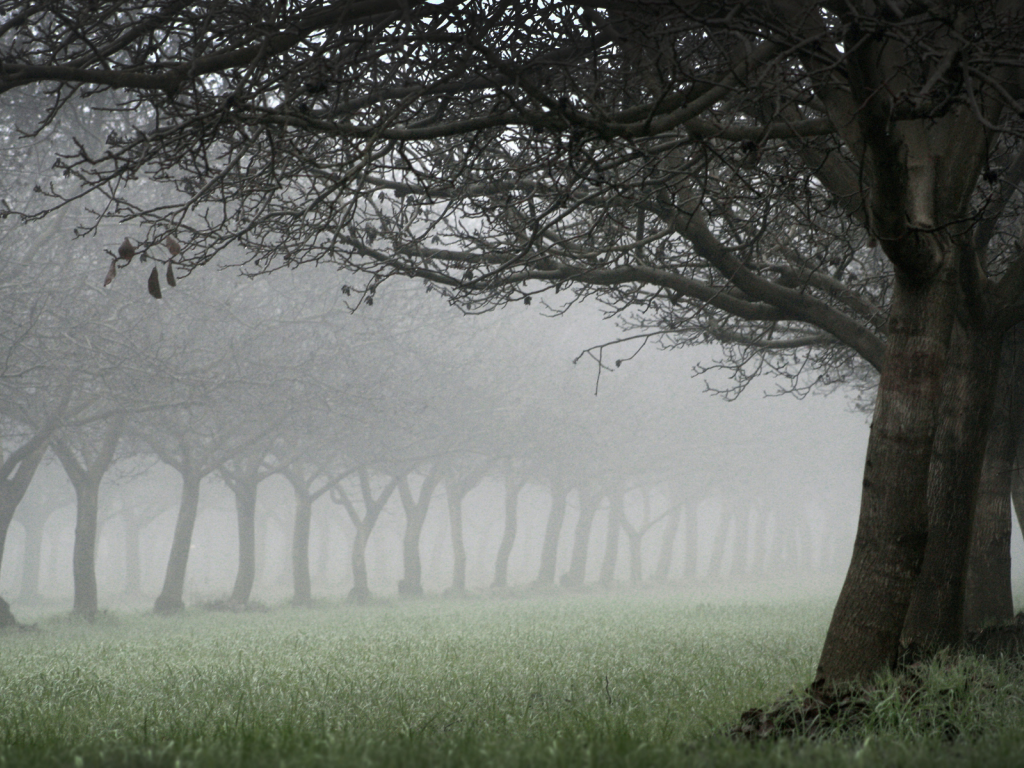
[0,591,1022,766]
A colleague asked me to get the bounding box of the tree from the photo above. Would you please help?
[7,0,1024,683]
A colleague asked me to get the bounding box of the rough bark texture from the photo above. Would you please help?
[154,469,202,614]
[535,478,568,587]
[817,258,957,683]
[901,324,1002,652]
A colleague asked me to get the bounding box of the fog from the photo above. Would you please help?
[6,247,1003,616]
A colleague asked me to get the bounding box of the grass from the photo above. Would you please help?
[0,590,1023,766]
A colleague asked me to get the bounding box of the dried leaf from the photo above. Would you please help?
[147,267,162,299]
[165,235,180,256]
[103,259,117,287]
[166,263,176,287]
[117,237,135,264]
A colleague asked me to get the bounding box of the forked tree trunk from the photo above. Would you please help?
[901,324,1002,653]
[154,468,202,614]
[397,467,441,597]
[562,484,601,589]
[535,478,568,587]
[492,472,525,589]
[53,414,125,620]
[817,260,957,684]
[0,445,47,586]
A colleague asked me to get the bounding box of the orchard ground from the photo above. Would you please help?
[3,584,1024,766]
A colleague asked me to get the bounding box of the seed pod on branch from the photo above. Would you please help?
[165,235,180,257]
[147,267,162,299]
[117,237,135,264]
[103,259,117,287]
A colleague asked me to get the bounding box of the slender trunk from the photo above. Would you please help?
[447,491,466,596]
[653,504,682,583]
[349,524,371,603]
[625,527,642,584]
[17,513,47,603]
[600,490,623,588]
[492,474,524,589]
[154,469,202,613]
[817,259,957,684]
[291,491,313,604]
[562,486,600,589]
[751,505,768,575]
[901,324,1002,653]
[399,508,427,596]
[535,479,568,587]
[706,506,731,580]
[123,513,142,598]
[230,479,258,605]
[731,503,750,578]
[682,504,699,580]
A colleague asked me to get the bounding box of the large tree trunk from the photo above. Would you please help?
[901,324,1002,653]
[561,484,600,589]
[229,477,258,605]
[71,479,100,619]
[653,504,682,584]
[535,478,568,587]
[962,336,1024,633]
[491,472,525,589]
[962,413,1016,633]
[816,259,957,684]
[154,468,202,614]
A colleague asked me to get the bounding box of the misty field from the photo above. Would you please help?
[1,592,1022,767]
